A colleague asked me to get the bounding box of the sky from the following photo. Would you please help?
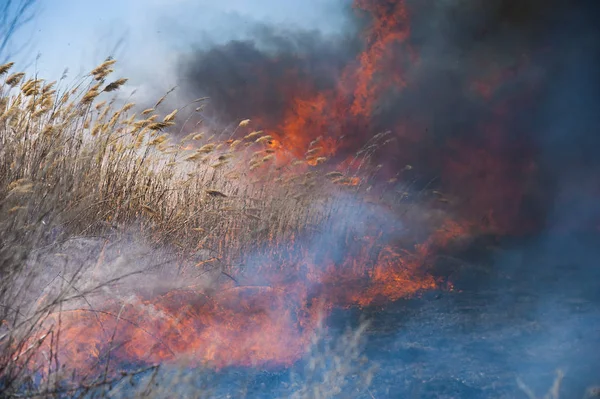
[10,0,349,99]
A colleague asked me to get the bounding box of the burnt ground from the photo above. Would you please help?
[356,233,600,399]
[173,232,600,399]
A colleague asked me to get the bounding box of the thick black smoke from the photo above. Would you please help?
[178,0,600,232]
[119,2,600,396]
[399,0,600,231]
[179,25,360,126]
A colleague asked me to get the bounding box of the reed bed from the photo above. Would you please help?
[0,59,595,399]
[0,58,389,268]
[0,59,396,397]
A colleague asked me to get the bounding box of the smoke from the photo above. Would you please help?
[11,1,599,395]
[22,0,599,233]
[171,2,600,396]
[178,25,360,126]
[174,0,599,233]
[378,4,600,396]
[364,247,600,397]
[22,232,218,317]
[404,0,600,232]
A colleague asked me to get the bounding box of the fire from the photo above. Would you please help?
[220,0,536,236]
[26,205,472,380]
[244,0,412,160]
[22,0,537,381]
[348,0,411,116]
[53,287,321,370]
[333,176,361,186]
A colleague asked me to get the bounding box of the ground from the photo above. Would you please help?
[194,233,600,398]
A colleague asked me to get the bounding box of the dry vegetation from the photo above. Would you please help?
[1,60,595,398]
[0,59,393,397]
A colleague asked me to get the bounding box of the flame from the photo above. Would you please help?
[24,210,472,380]
[334,176,361,186]
[248,0,412,159]
[21,0,536,380]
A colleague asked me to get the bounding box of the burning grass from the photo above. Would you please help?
[0,0,598,393]
[0,51,596,397]
[12,54,593,399]
[0,59,475,396]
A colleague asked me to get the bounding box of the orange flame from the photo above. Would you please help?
[27,212,473,380]
[251,0,412,159]
[22,0,531,380]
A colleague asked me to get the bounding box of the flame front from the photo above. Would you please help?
[33,209,469,378]
[55,287,321,370]
[24,0,537,379]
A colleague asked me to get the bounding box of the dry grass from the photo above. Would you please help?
[0,59,394,397]
[0,57,390,271]
[3,59,591,398]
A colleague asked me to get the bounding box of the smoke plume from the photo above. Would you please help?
[177,0,600,235]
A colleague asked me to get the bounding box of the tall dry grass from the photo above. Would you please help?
[0,57,385,268]
[0,59,597,399]
[0,59,394,397]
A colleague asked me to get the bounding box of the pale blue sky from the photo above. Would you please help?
[11,0,349,99]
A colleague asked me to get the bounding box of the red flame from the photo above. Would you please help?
[25,209,472,379]
[248,0,413,161]
[23,0,539,379]
[33,234,451,375]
